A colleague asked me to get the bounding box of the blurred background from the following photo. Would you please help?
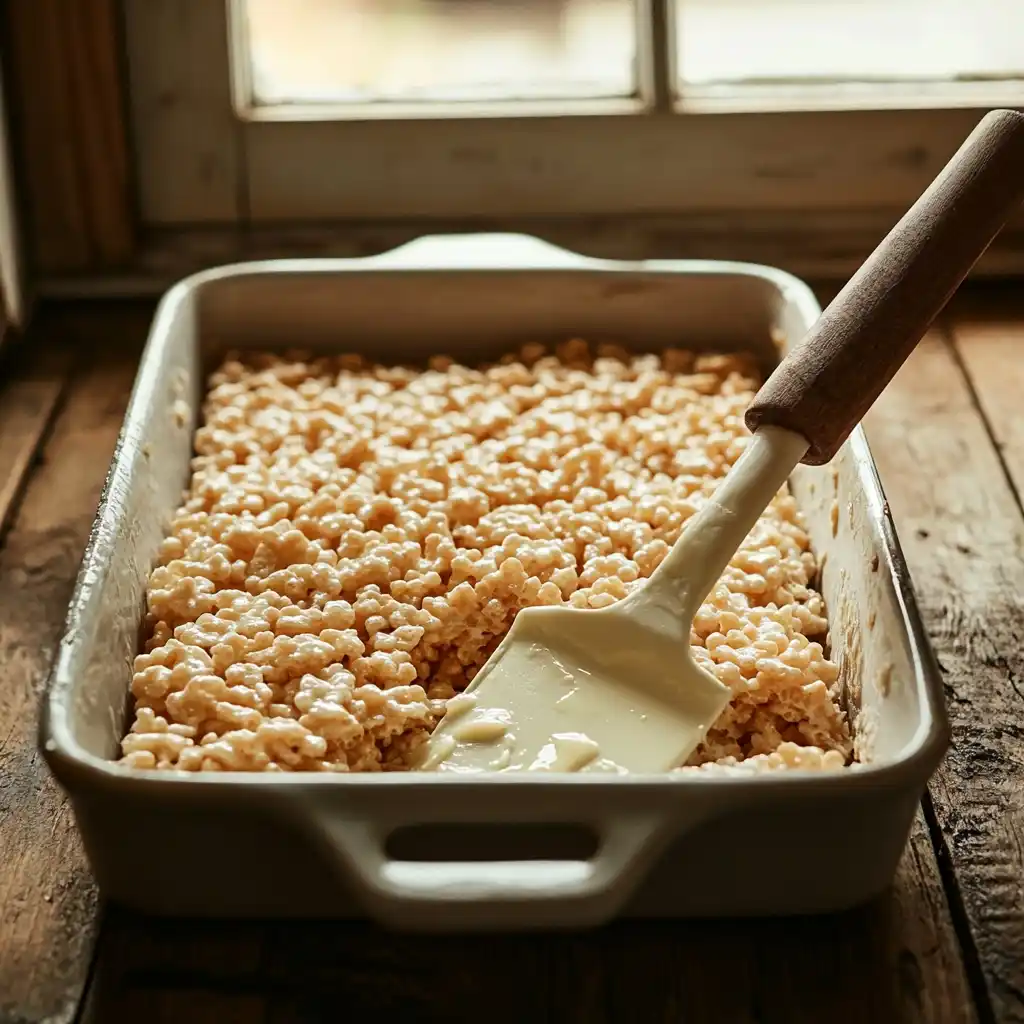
[1,0,1023,326]
[244,0,1024,105]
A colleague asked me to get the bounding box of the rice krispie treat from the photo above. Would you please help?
[120,340,852,773]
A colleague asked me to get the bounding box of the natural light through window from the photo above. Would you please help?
[241,0,636,106]
[238,0,1024,114]
[677,0,1024,87]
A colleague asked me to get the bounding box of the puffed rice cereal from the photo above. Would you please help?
[120,340,852,773]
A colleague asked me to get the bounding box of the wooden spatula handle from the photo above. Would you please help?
[746,108,1024,465]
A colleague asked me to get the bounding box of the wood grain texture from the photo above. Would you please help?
[866,326,1024,1024]
[80,910,268,1024]
[1,0,135,273]
[748,109,1024,465]
[242,107,1010,222]
[953,316,1024,503]
[8,301,1022,1022]
[0,342,70,542]
[0,309,144,1024]
[948,312,1024,1024]
[33,217,1024,304]
[80,812,973,1024]
[122,0,242,223]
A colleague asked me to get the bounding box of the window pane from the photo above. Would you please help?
[242,0,637,106]
[677,0,1024,86]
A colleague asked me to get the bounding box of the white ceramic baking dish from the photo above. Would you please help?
[40,233,948,932]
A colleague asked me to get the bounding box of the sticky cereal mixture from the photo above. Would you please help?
[120,340,852,774]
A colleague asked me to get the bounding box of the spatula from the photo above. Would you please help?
[419,108,1024,775]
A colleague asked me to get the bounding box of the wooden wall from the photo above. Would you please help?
[0,0,135,277]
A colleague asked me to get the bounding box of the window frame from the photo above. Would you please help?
[123,0,1024,229]
[0,0,989,291]
[231,0,674,121]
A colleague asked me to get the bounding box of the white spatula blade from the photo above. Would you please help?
[420,604,730,774]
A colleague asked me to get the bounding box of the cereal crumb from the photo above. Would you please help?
[120,341,851,773]
[171,399,191,429]
[681,742,847,775]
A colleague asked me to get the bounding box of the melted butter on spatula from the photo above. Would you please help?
[418,612,729,774]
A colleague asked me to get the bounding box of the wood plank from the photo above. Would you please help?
[263,821,972,1024]
[0,310,144,1024]
[948,310,1024,1024]
[122,0,242,223]
[865,328,1024,1024]
[888,812,981,1024]
[1,0,135,273]
[31,218,1024,302]
[0,344,72,542]
[952,313,1024,501]
[79,910,268,1024]
[81,811,972,1024]
[246,108,997,221]
[85,989,268,1024]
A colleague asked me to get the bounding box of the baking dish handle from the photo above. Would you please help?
[309,811,673,929]
[343,232,619,272]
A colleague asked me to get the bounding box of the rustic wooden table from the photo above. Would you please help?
[1,297,1022,1024]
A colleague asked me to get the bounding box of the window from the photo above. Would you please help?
[677,0,1024,100]
[122,0,1024,274]
[238,0,1024,112]
[242,0,638,107]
